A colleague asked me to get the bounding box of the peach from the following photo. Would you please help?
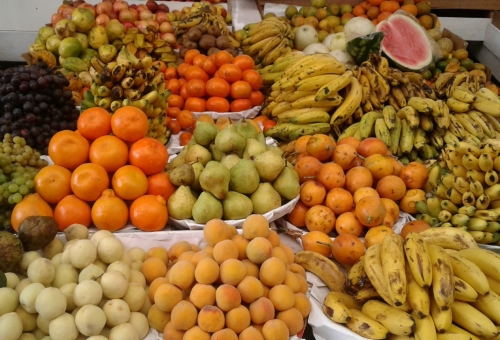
[198,305,225,333]
[168,260,195,290]
[162,321,185,340]
[249,297,275,325]
[190,283,216,309]
[154,283,183,312]
[194,258,219,285]
[177,250,195,262]
[148,277,169,303]
[259,257,287,287]
[215,284,241,312]
[183,325,210,340]
[288,263,306,278]
[237,276,264,304]
[246,237,273,264]
[278,243,294,264]
[225,305,251,334]
[146,246,169,265]
[294,293,312,318]
[203,245,214,255]
[219,259,246,286]
[190,251,213,267]
[283,271,302,293]
[266,230,281,247]
[213,240,239,264]
[210,328,238,340]
[268,284,295,311]
[168,241,192,262]
[271,247,288,266]
[170,300,197,330]
[147,304,171,332]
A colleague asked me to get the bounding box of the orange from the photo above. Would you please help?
[77,107,112,140]
[184,97,206,112]
[185,65,209,82]
[218,64,243,83]
[230,81,252,99]
[10,193,53,232]
[168,94,185,109]
[147,172,177,202]
[130,195,169,232]
[184,50,201,64]
[206,78,231,97]
[54,195,92,231]
[167,107,181,118]
[186,79,207,98]
[179,132,193,146]
[48,130,89,170]
[112,165,149,201]
[364,226,395,248]
[167,120,182,135]
[141,257,168,284]
[34,165,72,204]
[91,189,129,232]
[250,91,265,106]
[129,138,169,175]
[262,120,277,132]
[89,135,129,173]
[177,63,190,77]
[400,221,430,239]
[180,83,189,100]
[242,69,263,91]
[153,61,167,73]
[111,106,149,143]
[164,66,177,80]
[232,55,255,72]
[176,111,195,130]
[214,50,234,67]
[206,97,230,113]
[166,78,181,95]
[230,99,252,112]
[202,58,217,75]
[192,54,207,68]
[71,163,109,202]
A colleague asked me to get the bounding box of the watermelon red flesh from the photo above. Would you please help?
[376,14,432,71]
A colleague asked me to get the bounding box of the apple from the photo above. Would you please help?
[129,7,139,21]
[62,6,75,20]
[159,21,174,33]
[113,1,129,13]
[109,11,118,19]
[57,4,69,15]
[146,0,159,13]
[136,4,147,12]
[155,11,168,24]
[96,2,113,16]
[161,32,176,46]
[158,4,169,13]
[129,4,137,10]
[139,9,153,20]
[96,14,110,27]
[123,21,135,30]
[118,8,134,22]
[216,6,227,18]
[78,3,96,16]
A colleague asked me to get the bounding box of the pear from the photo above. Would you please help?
[190,162,204,191]
[167,148,187,170]
[253,150,284,182]
[185,144,212,166]
[199,161,230,200]
[220,154,241,170]
[222,191,253,220]
[272,166,300,200]
[256,132,266,145]
[209,142,225,162]
[250,183,282,214]
[167,185,197,220]
[168,163,195,187]
[243,138,267,159]
[193,121,219,146]
[192,192,223,224]
[215,124,246,155]
[266,145,284,156]
[236,119,258,139]
[230,159,260,195]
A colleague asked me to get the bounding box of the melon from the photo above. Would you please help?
[376,13,433,71]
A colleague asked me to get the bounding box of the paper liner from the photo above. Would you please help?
[191,105,261,120]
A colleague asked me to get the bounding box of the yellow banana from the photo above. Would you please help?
[400,119,414,154]
[382,105,397,130]
[448,252,489,295]
[364,243,396,306]
[346,309,389,340]
[430,294,452,333]
[447,324,481,340]
[323,296,352,323]
[468,110,496,138]
[325,291,363,310]
[450,300,499,338]
[347,257,367,288]
[428,244,454,311]
[330,77,363,126]
[360,65,390,102]
[391,86,407,108]
[315,71,353,101]
[291,94,342,109]
[408,97,433,115]
[354,286,381,302]
[412,311,437,340]
[381,234,406,306]
[397,106,420,128]
[361,300,415,336]
[436,334,473,340]
[485,170,499,186]
[472,96,500,117]
[294,251,345,292]
[453,87,478,103]
[389,116,402,155]
[453,275,479,302]
[290,110,330,124]
[447,98,472,113]
[277,108,327,123]
[284,91,318,103]
[295,74,340,91]
[359,111,384,139]
[454,113,484,137]
[375,118,391,147]
[403,232,432,288]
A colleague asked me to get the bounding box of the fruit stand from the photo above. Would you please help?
[1,0,500,340]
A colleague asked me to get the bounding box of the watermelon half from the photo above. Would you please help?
[376,14,432,71]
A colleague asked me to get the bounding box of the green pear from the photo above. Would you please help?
[272,166,300,200]
[222,191,253,220]
[215,124,246,154]
[167,148,187,170]
[250,183,282,214]
[185,144,212,166]
[209,142,225,162]
[168,163,195,187]
[199,161,230,200]
[253,150,284,182]
[243,138,267,159]
[220,154,241,170]
[230,159,260,195]
[190,162,204,191]
[256,131,266,145]
[192,192,223,224]
[266,145,284,156]
[235,119,258,139]
[193,121,219,146]
[167,185,197,220]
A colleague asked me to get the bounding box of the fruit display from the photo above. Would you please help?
[165,50,265,113]
[166,119,300,223]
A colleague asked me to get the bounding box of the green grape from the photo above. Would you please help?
[14,177,25,186]
[10,172,20,178]
[13,136,22,144]
[15,155,24,163]
[18,185,28,195]
[23,153,30,160]
[3,147,11,154]
[8,184,18,193]
[0,175,6,184]
[7,195,15,205]
[3,220,10,229]
[0,158,8,167]
[25,180,34,189]
[2,165,12,174]
[28,159,36,166]
[2,191,9,199]
[16,167,25,174]
[12,193,22,204]
[0,187,3,195]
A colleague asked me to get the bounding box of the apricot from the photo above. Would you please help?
[225,305,251,334]
[170,300,197,330]
[242,214,270,240]
[260,257,287,287]
[191,243,200,252]
[246,237,273,264]
[148,277,169,303]
[190,251,213,267]
[231,235,249,260]
[239,326,264,340]
[154,283,183,313]
[146,247,169,265]
[253,323,264,333]
[211,328,238,340]
[183,326,210,340]
[228,225,238,237]
[268,284,296,311]
[296,274,309,294]
[167,260,195,290]
[241,259,259,278]
[271,247,288,266]
[162,321,184,340]
[194,258,219,285]
[283,271,302,293]
[262,284,270,298]
[147,304,171,332]
[294,293,312,318]
[237,276,264,304]
[203,219,233,246]
[279,243,294,264]
[190,283,216,309]
[249,297,275,324]
[288,263,306,278]
[168,241,192,263]
[198,305,225,333]
[262,318,290,340]
[177,250,195,262]
[276,308,304,336]
[215,284,241,312]
[203,245,214,255]
[266,230,281,247]
[219,259,246,286]
[212,240,239,264]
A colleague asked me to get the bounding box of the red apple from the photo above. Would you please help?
[96,2,113,16]
[78,3,96,17]
[73,1,85,7]
[146,0,159,13]
[129,4,137,10]
[159,21,174,34]
[129,7,139,21]
[96,14,110,27]
[158,4,169,13]
[136,4,147,12]
[123,21,135,30]
[57,4,69,15]
[161,32,176,46]
[113,1,129,13]
[217,7,227,18]
[109,10,118,19]
[155,11,168,24]
[139,9,153,20]
[51,13,64,27]
[118,8,134,22]
[62,6,75,20]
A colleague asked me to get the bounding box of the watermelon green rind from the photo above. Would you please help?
[346,32,384,65]
[376,14,433,71]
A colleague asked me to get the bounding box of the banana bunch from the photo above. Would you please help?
[323,229,500,340]
[120,27,177,64]
[417,139,500,244]
[83,49,171,145]
[175,5,239,48]
[240,17,294,68]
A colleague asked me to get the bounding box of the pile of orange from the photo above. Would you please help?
[165,50,265,114]
[287,135,429,266]
[351,0,429,26]
[21,106,177,233]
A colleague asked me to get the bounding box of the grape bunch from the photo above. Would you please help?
[0,62,80,155]
[0,133,48,230]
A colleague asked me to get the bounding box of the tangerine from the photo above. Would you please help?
[129,138,169,175]
[70,163,109,202]
[111,106,149,143]
[77,107,112,141]
[112,165,149,201]
[48,130,89,170]
[147,172,177,202]
[89,135,129,173]
[91,189,129,232]
[34,165,72,204]
[54,195,92,231]
[130,195,169,232]
[232,55,255,72]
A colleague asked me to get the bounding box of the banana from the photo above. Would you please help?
[389,116,402,155]
[447,252,489,295]
[323,295,352,323]
[471,291,500,326]
[325,291,363,310]
[473,209,498,221]
[399,119,414,154]
[290,110,330,124]
[90,57,105,74]
[436,334,473,340]
[111,63,127,83]
[130,99,147,109]
[468,110,496,138]
[413,127,427,151]
[346,256,366,287]
[408,97,433,115]
[428,245,454,311]
[455,113,484,137]
[486,276,500,295]
[485,170,499,186]
[360,65,390,102]
[98,96,112,109]
[472,96,500,117]
[434,100,451,129]
[133,69,147,87]
[448,115,467,138]
[448,324,481,340]
[462,191,477,207]
[294,251,345,292]
[123,89,141,100]
[469,231,487,243]
[451,300,499,338]
[447,98,472,113]
[268,55,302,73]
[110,100,121,112]
[453,87,477,103]
[458,248,500,282]
[283,90,318,103]
[246,26,282,45]
[485,183,500,201]
[484,221,500,233]
[288,123,332,140]
[338,122,361,140]
[381,234,406,306]
[97,85,112,97]
[359,111,383,139]
[412,311,437,340]
[315,71,352,101]
[454,141,481,157]
[278,108,327,123]
[462,153,481,171]
[256,34,283,59]
[453,275,479,302]
[397,106,420,128]
[419,114,434,132]
[440,200,458,215]
[364,243,396,306]
[346,309,389,340]
[295,74,340,91]
[260,39,288,67]
[381,105,397,130]
[375,118,391,147]
[469,179,484,198]
[330,77,363,126]
[260,72,283,86]
[361,300,415,336]
[427,164,442,191]
[466,169,485,185]
[377,56,389,77]
[447,72,469,98]
[291,94,342,109]
[141,90,159,104]
[295,60,347,81]
[360,73,371,104]
[353,286,381,302]
[478,153,494,172]
[391,87,407,108]
[475,87,500,104]
[430,293,452,334]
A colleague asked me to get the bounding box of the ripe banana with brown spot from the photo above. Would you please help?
[346,309,389,340]
[361,300,415,336]
[427,244,454,311]
[364,243,396,306]
[451,300,500,338]
[294,251,345,293]
[404,232,432,288]
[381,234,406,306]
